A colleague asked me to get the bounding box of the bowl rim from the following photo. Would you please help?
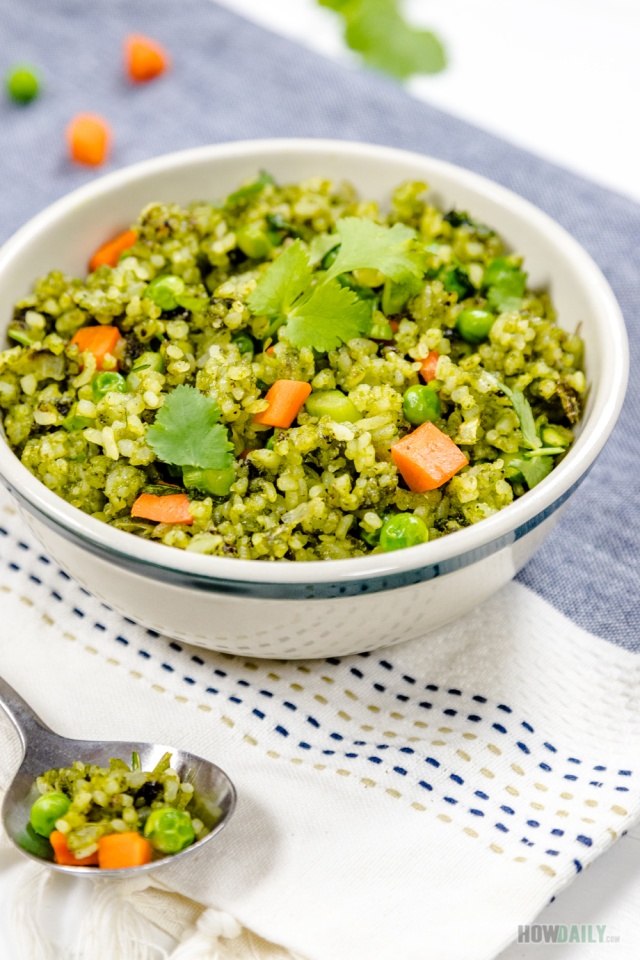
[0,138,629,588]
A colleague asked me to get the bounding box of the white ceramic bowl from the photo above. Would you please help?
[0,140,628,658]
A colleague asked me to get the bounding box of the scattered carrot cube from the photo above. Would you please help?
[98,832,152,870]
[419,350,440,383]
[50,830,99,867]
[253,380,312,428]
[89,229,137,273]
[391,421,468,492]
[131,493,193,525]
[67,114,111,167]
[70,325,123,371]
[125,35,169,84]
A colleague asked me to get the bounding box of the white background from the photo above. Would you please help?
[1,1,639,957]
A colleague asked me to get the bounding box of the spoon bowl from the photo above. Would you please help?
[0,676,237,877]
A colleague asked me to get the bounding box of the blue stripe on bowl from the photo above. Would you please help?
[2,470,587,600]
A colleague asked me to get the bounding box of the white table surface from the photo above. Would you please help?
[1,1,638,956]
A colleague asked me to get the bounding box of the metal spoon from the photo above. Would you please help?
[0,675,237,876]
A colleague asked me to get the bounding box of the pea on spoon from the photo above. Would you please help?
[0,675,236,876]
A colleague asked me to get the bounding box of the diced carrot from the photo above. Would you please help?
[419,350,440,383]
[391,421,468,493]
[67,114,111,167]
[70,325,123,371]
[125,35,170,84]
[389,320,399,334]
[50,830,99,867]
[253,380,312,428]
[98,832,152,870]
[265,346,276,356]
[131,493,193,525]
[89,229,137,272]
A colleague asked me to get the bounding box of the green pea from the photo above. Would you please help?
[144,806,195,854]
[304,390,361,423]
[379,514,429,552]
[29,791,70,838]
[6,65,40,104]
[236,223,273,260]
[182,466,235,496]
[232,333,255,358]
[18,823,54,860]
[402,384,441,425]
[144,275,185,311]
[92,372,127,402]
[455,308,495,344]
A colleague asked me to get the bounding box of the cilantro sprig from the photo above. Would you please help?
[147,385,234,470]
[247,219,425,351]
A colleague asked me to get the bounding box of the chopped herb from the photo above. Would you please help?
[225,170,275,206]
[557,378,582,425]
[443,210,474,228]
[487,375,541,450]
[146,384,234,470]
[441,265,475,300]
[484,257,527,313]
[8,327,40,347]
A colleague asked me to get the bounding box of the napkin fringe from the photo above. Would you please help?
[10,861,57,960]
[71,875,168,960]
[168,906,242,959]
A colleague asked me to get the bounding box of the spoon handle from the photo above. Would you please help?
[0,675,51,747]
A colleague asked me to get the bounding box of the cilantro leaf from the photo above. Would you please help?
[325,218,423,284]
[342,0,446,79]
[308,232,341,267]
[516,455,554,489]
[488,376,541,450]
[225,170,275,206]
[247,240,312,318]
[284,280,371,351]
[147,384,234,470]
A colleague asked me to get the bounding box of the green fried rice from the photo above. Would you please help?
[25,752,214,864]
[0,175,585,561]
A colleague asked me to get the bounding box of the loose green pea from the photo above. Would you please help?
[144,275,185,311]
[305,390,361,423]
[92,372,127,402]
[144,806,195,854]
[236,223,273,260]
[182,466,235,496]
[379,514,429,552]
[402,384,441,425]
[455,308,495,344]
[29,792,70,838]
[232,333,255,358]
[6,65,40,104]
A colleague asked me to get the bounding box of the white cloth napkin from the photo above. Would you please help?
[0,482,639,960]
